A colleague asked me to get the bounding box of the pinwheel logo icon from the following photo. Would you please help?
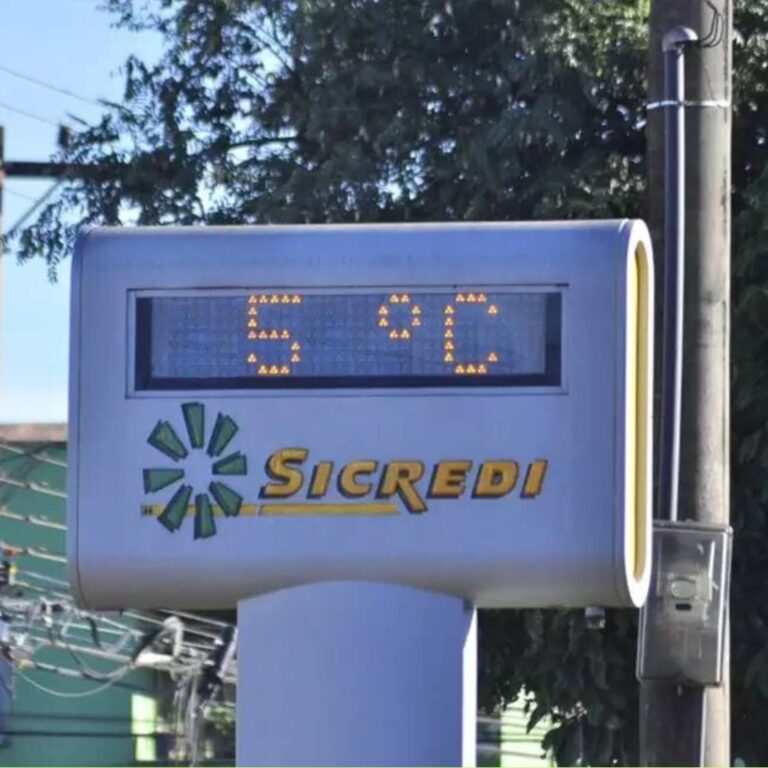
[142,403,247,540]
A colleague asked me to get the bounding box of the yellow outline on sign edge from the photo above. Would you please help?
[627,241,650,583]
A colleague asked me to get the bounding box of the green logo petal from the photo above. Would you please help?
[182,402,205,449]
[143,468,185,493]
[212,452,247,476]
[148,420,188,461]
[209,482,243,517]
[194,494,216,540]
[207,414,238,458]
[158,484,193,532]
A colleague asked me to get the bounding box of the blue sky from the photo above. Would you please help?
[1,0,160,423]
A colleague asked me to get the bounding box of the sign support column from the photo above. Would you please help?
[237,581,477,767]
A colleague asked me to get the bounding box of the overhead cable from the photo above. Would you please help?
[0,100,67,128]
[3,188,38,203]
[0,63,102,107]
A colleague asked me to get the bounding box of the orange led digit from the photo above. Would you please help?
[380,295,420,343]
[448,294,502,376]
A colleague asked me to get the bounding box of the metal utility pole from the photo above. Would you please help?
[642,1,732,766]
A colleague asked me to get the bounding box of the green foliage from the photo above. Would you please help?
[12,0,768,764]
[729,3,768,765]
[12,0,648,273]
[479,609,640,765]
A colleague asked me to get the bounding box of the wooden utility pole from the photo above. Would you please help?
[1,160,123,180]
[642,1,732,766]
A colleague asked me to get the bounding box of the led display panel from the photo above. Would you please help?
[135,289,561,390]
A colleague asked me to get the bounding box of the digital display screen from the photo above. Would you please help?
[134,289,561,390]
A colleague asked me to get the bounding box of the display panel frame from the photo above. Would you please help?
[129,286,565,395]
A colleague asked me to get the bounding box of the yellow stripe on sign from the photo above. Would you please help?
[627,241,651,582]
[260,503,399,516]
[141,504,260,517]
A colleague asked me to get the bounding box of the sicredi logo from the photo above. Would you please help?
[142,402,549,540]
[142,403,248,539]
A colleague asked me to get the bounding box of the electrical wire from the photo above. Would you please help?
[0,100,68,128]
[16,569,223,652]
[6,181,63,240]
[16,664,132,699]
[57,610,147,675]
[0,455,239,719]
[21,637,134,675]
[12,592,143,660]
[156,608,233,629]
[13,580,226,663]
[14,618,220,680]
[11,585,134,644]
[0,63,102,107]
[695,0,725,48]
[123,610,222,643]
[3,188,38,203]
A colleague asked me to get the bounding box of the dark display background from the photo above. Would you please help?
[135,289,562,390]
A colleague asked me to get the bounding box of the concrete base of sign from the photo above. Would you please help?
[237,581,477,767]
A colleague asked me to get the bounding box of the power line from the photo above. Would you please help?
[17,630,136,668]
[0,100,67,128]
[156,608,232,630]
[122,610,223,643]
[11,583,132,640]
[16,616,235,682]
[3,188,38,203]
[16,568,228,653]
[6,180,62,239]
[0,63,102,107]
[16,662,141,698]
[17,568,226,644]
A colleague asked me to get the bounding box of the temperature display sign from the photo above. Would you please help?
[135,289,561,390]
[70,221,653,613]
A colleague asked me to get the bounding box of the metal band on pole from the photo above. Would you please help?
[646,99,730,110]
